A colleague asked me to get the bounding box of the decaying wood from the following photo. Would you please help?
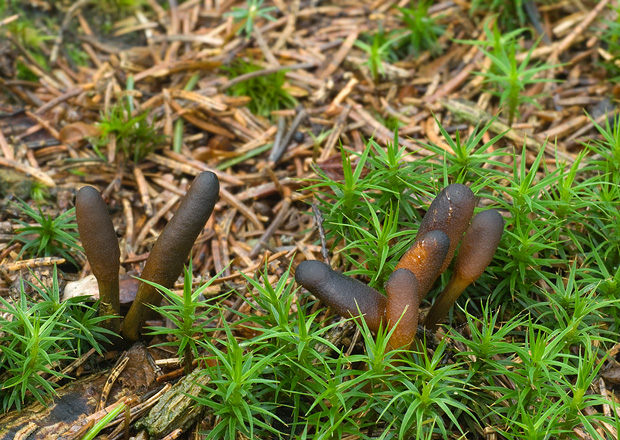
[134,367,210,439]
[0,345,160,440]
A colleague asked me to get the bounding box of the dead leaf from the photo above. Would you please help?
[59,122,102,145]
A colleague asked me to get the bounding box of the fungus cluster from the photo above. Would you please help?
[295,184,504,350]
[76,175,500,350]
[76,171,220,342]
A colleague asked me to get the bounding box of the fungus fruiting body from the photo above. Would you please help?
[294,260,386,332]
[385,268,419,350]
[76,186,121,333]
[296,183,503,349]
[122,171,220,341]
[295,262,423,349]
[423,209,504,330]
[395,229,450,301]
[415,183,476,273]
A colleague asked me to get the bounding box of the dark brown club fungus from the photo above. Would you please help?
[295,184,496,350]
[423,209,504,330]
[295,260,386,332]
[415,183,476,274]
[122,171,220,341]
[76,186,121,334]
[395,230,450,301]
[385,268,419,350]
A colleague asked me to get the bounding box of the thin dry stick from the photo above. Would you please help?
[54,349,96,382]
[0,128,13,160]
[15,124,43,144]
[234,125,278,154]
[567,111,614,144]
[2,257,65,272]
[322,104,351,160]
[549,0,611,63]
[425,51,484,104]
[539,114,589,141]
[135,194,181,248]
[318,31,359,80]
[164,0,180,62]
[249,197,291,259]
[163,150,244,185]
[0,157,56,187]
[150,34,223,45]
[219,187,264,231]
[35,87,85,115]
[272,0,299,50]
[106,385,173,440]
[219,62,318,92]
[62,397,130,440]
[273,116,286,159]
[211,232,224,274]
[231,176,301,202]
[217,209,236,277]
[312,203,330,265]
[269,107,307,164]
[169,89,227,112]
[150,176,192,197]
[146,152,242,186]
[0,14,18,27]
[326,77,358,115]
[349,103,416,150]
[25,111,60,140]
[122,197,135,250]
[133,167,154,217]
[164,90,234,138]
[97,355,130,411]
[50,0,94,63]
[253,26,279,66]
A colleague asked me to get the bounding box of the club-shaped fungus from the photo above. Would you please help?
[295,260,387,332]
[423,209,504,330]
[395,230,450,301]
[415,183,476,274]
[76,186,121,334]
[296,184,502,350]
[385,268,419,350]
[122,171,220,341]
